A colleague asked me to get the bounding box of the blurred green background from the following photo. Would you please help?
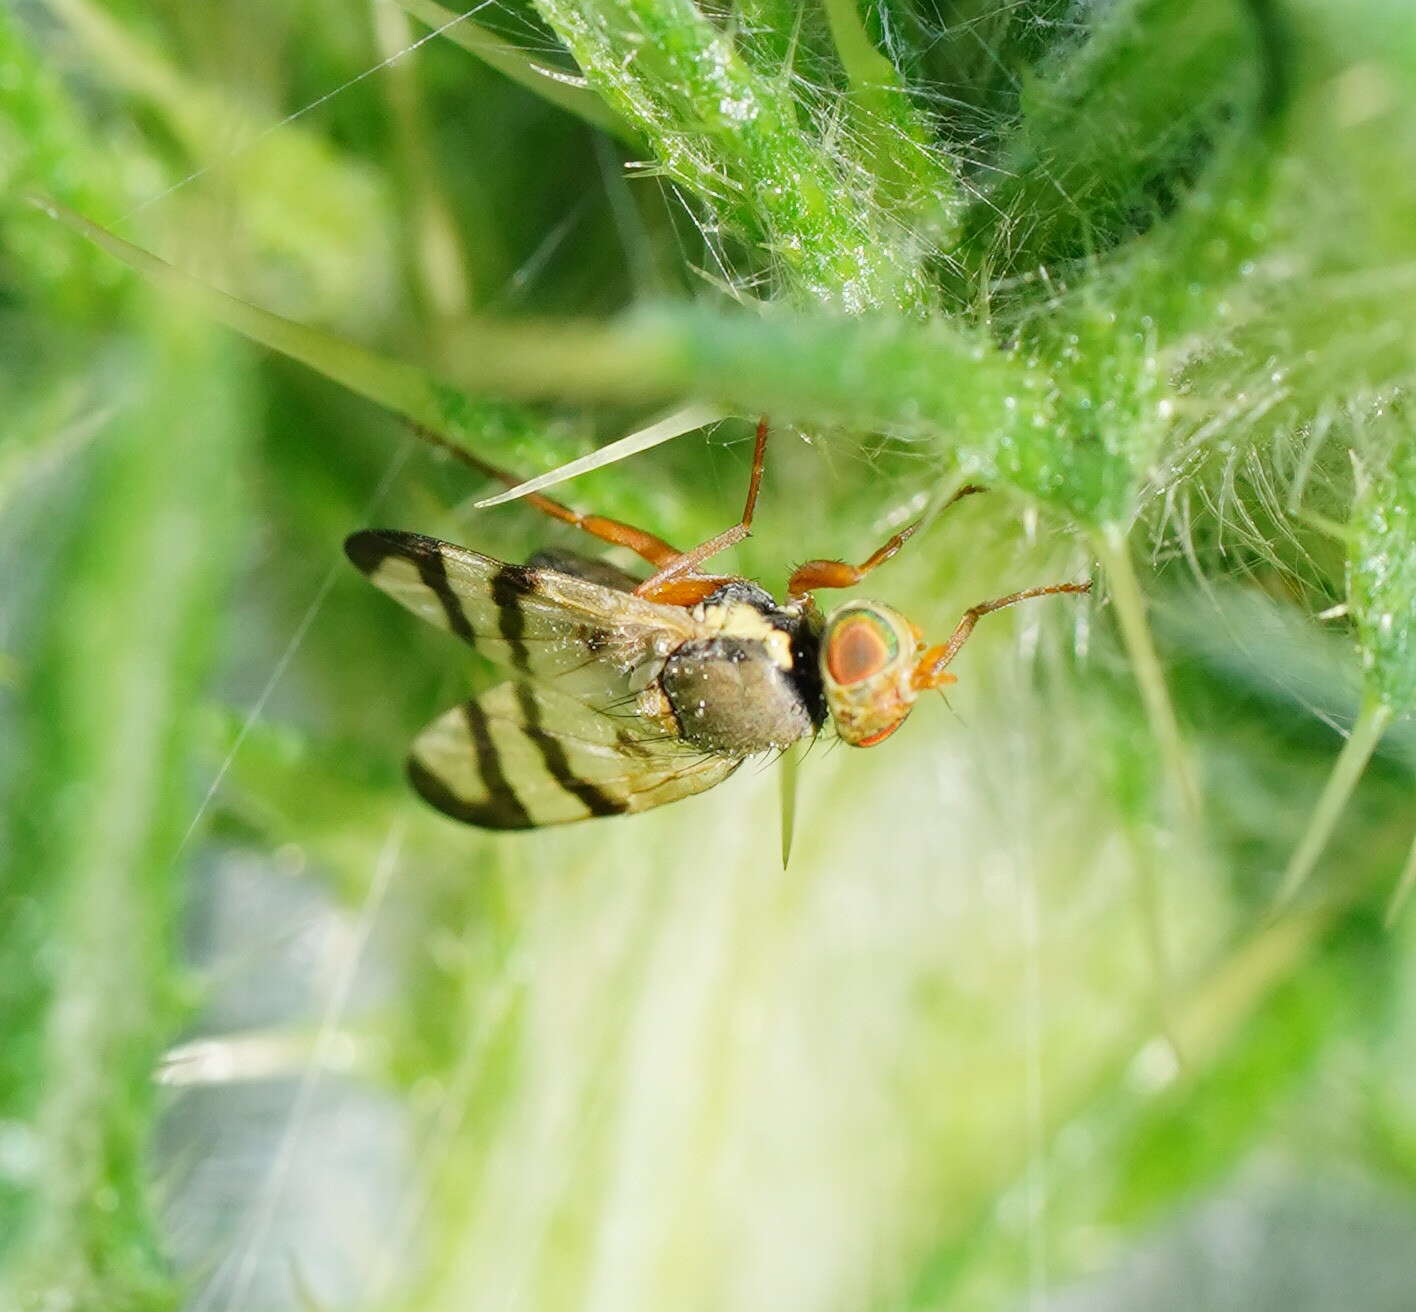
[2,0,1416,1308]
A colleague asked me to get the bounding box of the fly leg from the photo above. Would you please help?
[787,484,987,600]
[634,417,771,601]
[406,420,684,569]
[912,582,1092,689]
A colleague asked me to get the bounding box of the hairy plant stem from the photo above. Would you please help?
[530,0,934,308]
[46,198,1049,466]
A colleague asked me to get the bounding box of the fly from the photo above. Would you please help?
[346,420,1090,829]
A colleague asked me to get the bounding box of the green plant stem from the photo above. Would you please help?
[45,198,1051,463]
[1384,822,1416,928]
[1273,696,1395,909]
[531,0,932,308]
[38,195,477,425]
[820,0,895,90]
[1096,525,1202,826]
[817,0,959,231]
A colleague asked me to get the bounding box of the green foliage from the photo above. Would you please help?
[4,0,1416,1309]
[0,316,249,1308]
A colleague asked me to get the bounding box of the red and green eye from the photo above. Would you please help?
[825,610,899,686]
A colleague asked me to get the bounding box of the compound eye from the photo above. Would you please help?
[825,611,899,686]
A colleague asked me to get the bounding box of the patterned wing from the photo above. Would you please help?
[408,680,741,829]
[345,529,699,699]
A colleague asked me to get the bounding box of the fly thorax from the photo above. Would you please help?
[660,635,814,755]
[692,600,795,670]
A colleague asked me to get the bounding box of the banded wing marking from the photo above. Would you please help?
[408,681,741,829]
[345,529,700,698]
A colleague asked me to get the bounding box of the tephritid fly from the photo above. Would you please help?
[346,420,1090,829]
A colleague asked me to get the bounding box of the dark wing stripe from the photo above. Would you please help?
[408,682,741,829]
[405,699,534,829]
[407,758,531,830]
[343,528,396,575]
[416,544,476,644]
[346,530,477,643]
[513,682,628,817]
[345,530,700,699]
[460,698,532,827]
[491,563,533,673]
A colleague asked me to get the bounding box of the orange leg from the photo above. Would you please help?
[635,417,771,601]
[787,484,987,600]
[405,420,683,569]
[912,581,1092,689]
[642,575,743,607]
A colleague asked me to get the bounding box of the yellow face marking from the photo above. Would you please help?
[696,601,794,670]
